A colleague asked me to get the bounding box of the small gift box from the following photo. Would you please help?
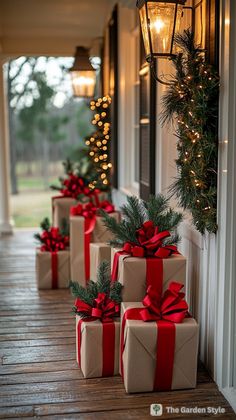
[111,247,186,302]
[52,196,78,230]
[76,315,120,378]
[34,219,70,289]
[71,261,122,378]
[36,249,70,289]
[120,283,199,393]
[90,243,111,282]
[70,202,120,286]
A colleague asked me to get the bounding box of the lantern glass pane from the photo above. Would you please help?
[147,2,183,56]
[173,5,185,53]
[71,70,96,97]
[139,4,150,56]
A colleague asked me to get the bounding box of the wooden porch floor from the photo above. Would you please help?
[0,230,235,419]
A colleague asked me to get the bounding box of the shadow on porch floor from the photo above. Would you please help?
[0,230,234,419]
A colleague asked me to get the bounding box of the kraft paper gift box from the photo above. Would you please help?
[52,192,109,229]
[121,302,199,393]
[70,212,120,286]
[90,243,111,282]
[52,196,78,229]
[76,315,120,378]
[111,248,187,302]
[36,249,70,289]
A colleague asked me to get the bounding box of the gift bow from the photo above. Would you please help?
[99,200,115,213]
[70,200,115,218]
[75,293,120,322]
[140,282,188,323]
[40,227,69,252]
[61,174,91,198]
[122,221,178,258]
[70,202,97,218]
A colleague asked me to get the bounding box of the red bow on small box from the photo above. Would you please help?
[140,282,188,323]
[40,227,69,252]
[99,200,115,214]
[75,293,120,322]
[76,294,120,376]
[123,221,178,258]
[70,202,97,218]
[61,174,91,199]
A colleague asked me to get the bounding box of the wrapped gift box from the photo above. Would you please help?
[52,196,78,229]
[36,249,70,289]
[52,192,109,229]
[111,248,187,302]
[70,212,120,286]
[90,243,111,282]
[121,302,199,393]
[76,315,120,378]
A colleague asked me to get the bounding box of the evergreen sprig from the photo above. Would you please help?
[70,261,122,318]
[160,29,219,234]
[101,194,182,247]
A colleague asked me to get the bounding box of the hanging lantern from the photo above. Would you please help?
[69,46,96,98]
[137,0,186,61]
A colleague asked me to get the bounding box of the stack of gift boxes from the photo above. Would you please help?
[35,180,118,289]
[70,195,199,394]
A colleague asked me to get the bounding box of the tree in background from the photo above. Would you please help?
[7,56,93,193]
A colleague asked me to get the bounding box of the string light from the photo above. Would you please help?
[86,95,112,187]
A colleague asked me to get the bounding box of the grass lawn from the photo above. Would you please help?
[11,190,56,228]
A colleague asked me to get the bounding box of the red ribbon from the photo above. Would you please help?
[76,293,119,376]
[120,282,188,390]
[71,201,116,282]
[51,251,58,289]
[111,221,178,295]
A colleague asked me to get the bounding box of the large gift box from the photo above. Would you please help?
[76,315,120,378]
[121,301,199,393]
[52,196,78,229]
[90,243,111,282]
[70,212,120,286]
[111,248,187,302]
[36,249,70,289]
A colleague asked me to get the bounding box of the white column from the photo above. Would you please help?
[0,60,13,234]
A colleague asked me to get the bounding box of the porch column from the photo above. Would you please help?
[0,59,13,234]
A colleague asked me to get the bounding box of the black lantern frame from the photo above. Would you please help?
[69,46,96,98]
[137,0,186,85]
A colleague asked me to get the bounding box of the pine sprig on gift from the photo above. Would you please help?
[70,261,122,317]
[102,194,182,247]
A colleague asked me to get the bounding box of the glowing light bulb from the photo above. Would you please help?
[153,17,165,34]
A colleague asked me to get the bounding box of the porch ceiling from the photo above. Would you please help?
[0,0,116,57]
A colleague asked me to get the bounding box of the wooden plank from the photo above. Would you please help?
[0,360,78,375]
[0,229,234,419]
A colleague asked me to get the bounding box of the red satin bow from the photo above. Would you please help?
[140,282,188,323]
[70,202,97,218]
[61,174,91,199]
[122,221,177,258]
[71,201,115,217]
[40,227,69,252]
[99,200,115,213]
[75,293,120,322]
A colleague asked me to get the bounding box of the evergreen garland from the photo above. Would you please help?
[101,194,182,247]
[70,261,122,318]
[160,29,219,234]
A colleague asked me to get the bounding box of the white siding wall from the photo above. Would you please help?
[115,3,236,404]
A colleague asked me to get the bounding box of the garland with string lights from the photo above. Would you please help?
[85,95,112,189]
[160,29,219,235]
